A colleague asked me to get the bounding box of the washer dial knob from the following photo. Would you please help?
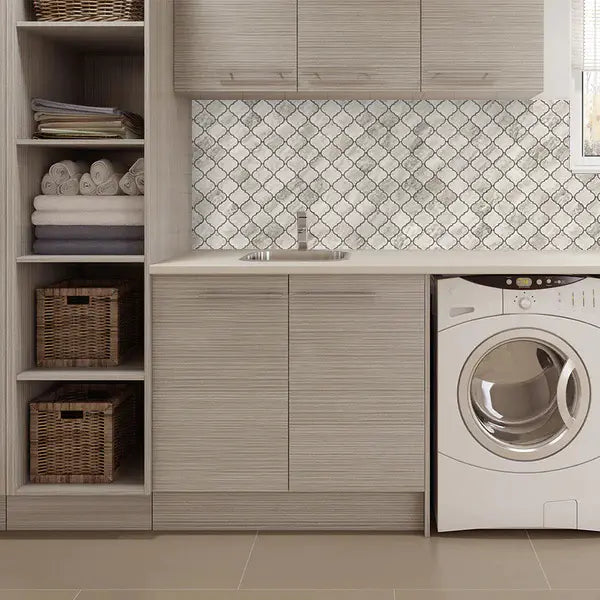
[518,297,532,310]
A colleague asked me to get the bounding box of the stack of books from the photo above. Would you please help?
[31,99,144,140]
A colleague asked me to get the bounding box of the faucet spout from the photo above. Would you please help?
[297,210,308,251]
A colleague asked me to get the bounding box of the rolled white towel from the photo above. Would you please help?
[32,210,144,226]
[90,159,124,185]
[79,173,97,195]
[41,173,58,195]
[34,195,144,212]
[129,157,144,176]
[119,172,139,196]
[58,176,81,196]
[135,174,144,194]
[48,160,88,185]
[97,173,123,196]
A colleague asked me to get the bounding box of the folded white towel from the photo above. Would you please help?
[34,195,144,212]
[90,159,124,185]
[135,174,144,194]
[97,173,123,196]
[57,175,81,196]
[32,210,144,226]
[41,173,59,195]
[48,160,88,185]
[79,173,97,195]
[129,157,144,176]
[119,172,139,196]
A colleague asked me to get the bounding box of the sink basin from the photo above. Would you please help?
[241,249,349,262]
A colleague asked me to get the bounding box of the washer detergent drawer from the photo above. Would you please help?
[437,278,502,331]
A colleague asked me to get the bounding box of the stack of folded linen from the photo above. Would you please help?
[119,158,144,195]
[80,159,126,195]
[32,98,143,140]
[41,160,89,196]
[31,195,144,255]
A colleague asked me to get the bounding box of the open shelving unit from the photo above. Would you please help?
[3,0,191,531]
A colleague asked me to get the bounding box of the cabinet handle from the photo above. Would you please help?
[199,292,287,299]
[428,71,492,85]
[306,72,373,86]
[219,72,291,87]
[292,291,377,298]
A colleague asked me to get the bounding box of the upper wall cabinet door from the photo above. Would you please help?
[298,0,420,94]
[174,0,297,95]
[421,0,543,98]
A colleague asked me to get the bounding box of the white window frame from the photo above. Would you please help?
[571,0,600,172]
[570,72,600,172]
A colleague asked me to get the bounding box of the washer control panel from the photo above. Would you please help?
[462,275,584,289]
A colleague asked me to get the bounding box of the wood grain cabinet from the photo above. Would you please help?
[298,0,420,94]
[152,276,289,493]
[288,276,425,492]
[173,0,297,94]
[421,0,543,97]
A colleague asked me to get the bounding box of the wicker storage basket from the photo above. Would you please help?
[29,383,138,484]
[33,0,143,22]
[36,279,142,368]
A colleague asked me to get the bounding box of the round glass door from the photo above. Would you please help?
[458,329,591,461]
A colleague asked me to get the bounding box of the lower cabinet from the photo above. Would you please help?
[152,275,289,497]
[152,274,427,531]
[289,275,425,492]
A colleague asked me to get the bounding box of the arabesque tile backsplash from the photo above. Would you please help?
[192,99,600,251]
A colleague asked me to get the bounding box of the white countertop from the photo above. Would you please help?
[149,249,600,275]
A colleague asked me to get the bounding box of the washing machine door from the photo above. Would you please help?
[458,328,591,461]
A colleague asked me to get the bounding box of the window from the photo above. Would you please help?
[572,0,600,171]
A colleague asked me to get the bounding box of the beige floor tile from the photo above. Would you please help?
[529,531,600,589]
[0,594,79,600]
[240,531,548,590]
[0,533,255,589]
[395,593,600,599]
[78,592,393,600]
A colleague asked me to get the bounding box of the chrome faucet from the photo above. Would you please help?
[297,210,308,250]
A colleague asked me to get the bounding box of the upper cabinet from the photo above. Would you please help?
[174,0,544,98]
[298,0,420,94]
[173,0,297,95]
[421,0,544,98]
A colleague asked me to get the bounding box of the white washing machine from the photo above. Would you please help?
[436,275,600,532]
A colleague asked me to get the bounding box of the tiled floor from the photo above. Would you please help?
[0,531,600,599]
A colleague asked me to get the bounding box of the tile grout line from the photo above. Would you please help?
[237,530,259,590]
[526,530,552,590]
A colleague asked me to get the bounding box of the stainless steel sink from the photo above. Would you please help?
[240,249,349,262]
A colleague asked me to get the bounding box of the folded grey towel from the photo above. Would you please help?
[35,225,144,241]
[33,239,144,255]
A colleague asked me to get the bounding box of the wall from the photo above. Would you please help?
[192,1,591,251]
[192,98,600,251]
[541,0,570,100]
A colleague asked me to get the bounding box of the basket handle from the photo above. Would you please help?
[66,295,90,305]
[60,410,84,420]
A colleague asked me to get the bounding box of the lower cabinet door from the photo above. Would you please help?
[289,275,425,492]
[152,275,289,493]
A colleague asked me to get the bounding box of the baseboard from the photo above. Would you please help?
[153,491,424,531]
[7,495,151,530]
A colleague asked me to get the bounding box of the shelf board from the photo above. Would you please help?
[15,458,145,496]
[16,21,144,52]
[17,354,145,382]
[17,254,145,264]
[17,139,144,149]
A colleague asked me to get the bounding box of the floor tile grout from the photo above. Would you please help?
[526,530,552,590]
[237,530,259,590]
